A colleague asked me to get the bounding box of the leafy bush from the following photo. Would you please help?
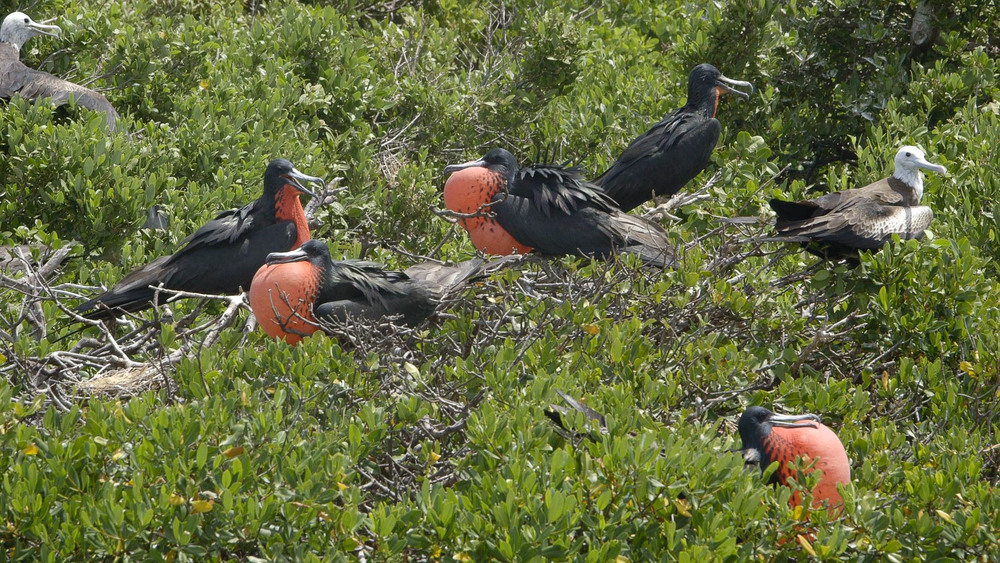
[1,0,1000,560]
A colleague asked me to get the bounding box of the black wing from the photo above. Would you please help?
[494,194,673,266]
[78,220,299,319]
[596,110,720,211]
[168,201,269,263]
[318,261,438,327]
[328,260,409,307]
[508,163,616,216]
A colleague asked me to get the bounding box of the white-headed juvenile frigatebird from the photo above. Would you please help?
[738,406,851,510]
[595,63,752,212]
[1,12,119,131]
[442,148,674,267]
[768,146,946,259]
[77,159,324,320]
[249,239,487,345]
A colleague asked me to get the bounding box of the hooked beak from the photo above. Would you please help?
[265,247,311,265]
[28,19,61,38]
[768,412,821,428]
[281,168,325,198]
[443,158,488,175]
[717,74,754,100]
[913,156,947,176]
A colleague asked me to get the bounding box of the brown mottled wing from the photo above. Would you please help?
[0,44,119,130]
[776,199,933,250]
[773,177,914,225]
[403,258,484,300]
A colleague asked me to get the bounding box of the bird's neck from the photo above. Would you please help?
[274,186,311,248]
[0,40,21,55]
[892,168,924,202]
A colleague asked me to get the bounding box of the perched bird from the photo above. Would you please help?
[768,146,946,259]
[442,148,674,267]
[595,64,752,212]
[250,239,487,345]
[142,204,169,231]
[1,12,119,131]
[544,389,608,436]
[738,406,851,510]
[77,159,324,320]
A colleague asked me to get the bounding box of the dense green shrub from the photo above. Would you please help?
[2,0,1000,560]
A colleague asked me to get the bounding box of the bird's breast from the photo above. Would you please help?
[443,167,532,256]
[274,186,311,249]
[249,261,322,345]
[766,423,851,509]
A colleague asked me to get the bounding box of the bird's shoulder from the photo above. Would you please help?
[620,108,715,159]
[172,198,270,255]
[508,163,614,216]
[331,260,409,300]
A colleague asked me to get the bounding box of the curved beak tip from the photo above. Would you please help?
[31,21,62,36]
[266,249,308,265]
[718,76,754,100]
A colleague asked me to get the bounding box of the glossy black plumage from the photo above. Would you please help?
[77,159,323,320]
[444,148,675,267]
[1,12,119,131]
[595,64,752,212]
[263,240,485,329]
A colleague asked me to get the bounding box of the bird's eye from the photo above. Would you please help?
[905,152,911,157]
[23,18,29,23]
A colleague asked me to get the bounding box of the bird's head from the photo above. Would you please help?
[1,12,61,52]
[893,146,947,177]
[264,158,325,199]
[687,63,753,118]
[738,406,820,463]
[443,148,520,184]
[891,146,947,200]
[265,239,331,267]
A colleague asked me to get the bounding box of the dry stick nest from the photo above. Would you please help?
[0,178,351,406]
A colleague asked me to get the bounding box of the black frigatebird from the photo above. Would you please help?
[738,406,851,510]
[77,159,324,320]
[768,146,946,259]
[595,64,752,212]
[442,148,674,267]
[249,239,488,345]
[1,12,119,131]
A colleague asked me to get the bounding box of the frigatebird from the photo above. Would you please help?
[249,239,488,345]
[544,389,608,437]
[77,159,324,320]
[442,148,674,267]
[738,406,851,510]
[595,64,752,212]
[1,12,119,131]
[142,205,169,231]
[768,146,946,258]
